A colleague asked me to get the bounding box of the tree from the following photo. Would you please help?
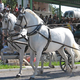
[49,4,63,17]
[2,0,7,5]
[2,0,17,12]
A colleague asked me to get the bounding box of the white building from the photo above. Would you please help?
[17,0,29,8]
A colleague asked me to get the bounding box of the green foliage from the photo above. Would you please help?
[2,0,6,6]
[2,0,17,11]
[49,4,63,17]
[6,0,17,9]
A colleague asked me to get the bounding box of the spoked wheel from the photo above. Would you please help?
[60,54,72,72]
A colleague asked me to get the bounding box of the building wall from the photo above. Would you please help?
[17,0,50,12]
[33,1,49,12]
[17,0,28,8]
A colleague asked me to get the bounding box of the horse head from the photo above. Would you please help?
[2,12,17,36]
[16,9,43,33]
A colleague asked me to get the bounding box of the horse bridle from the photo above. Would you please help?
[15,12,27,29]
[2,14,14,32]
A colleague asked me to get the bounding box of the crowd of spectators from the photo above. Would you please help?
[40,13,80,32]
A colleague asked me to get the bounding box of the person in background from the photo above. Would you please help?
[67,20,74,32]
[47,15,52,24]
[40,14,44,21]
[0,13,3,49]
[33,6,36,11]
[18,4,22,12]
[13,3,18,16]
[14,2,18,12]
[0,13,2,34]
[37,7,41,11]
[5,4,9,10]
[0,0,4,13]
[25,4,30,9]
[5,4,11,12]
[44,15,48,24]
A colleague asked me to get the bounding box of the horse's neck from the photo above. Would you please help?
[8,13,17,30]
[26,12,43,33]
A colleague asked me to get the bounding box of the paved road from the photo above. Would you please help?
[0,65,80,80]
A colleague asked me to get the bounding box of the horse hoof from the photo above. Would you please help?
[16,74,21,78]
[29,77,35,80]
[49,65,55,68]
[40,70,43,74]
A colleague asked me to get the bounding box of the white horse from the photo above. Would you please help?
[15,9,80,79]
[2,12,56,78]
[2,12,29,77]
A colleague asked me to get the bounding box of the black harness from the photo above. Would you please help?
[26,24,51,52]
[43,28,51,51]
[27,24,42,36]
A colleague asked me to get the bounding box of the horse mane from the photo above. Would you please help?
[24,9,44,24]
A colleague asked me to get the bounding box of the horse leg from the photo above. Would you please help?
[58,47,72,72]
[16,49,24,77]
[49,52,55,68]
[30,49,35,70]
[40,54,44,74]
[66,47,75,70]
[30,50,42,79]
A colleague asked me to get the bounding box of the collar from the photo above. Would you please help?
[27,24,42,36]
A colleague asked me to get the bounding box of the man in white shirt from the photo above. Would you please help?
[0,0,4,12]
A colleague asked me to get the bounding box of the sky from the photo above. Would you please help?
[52,4,80,15]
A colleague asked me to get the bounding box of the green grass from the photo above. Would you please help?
[39,61,60,66]
[0,64,20,69]
[39,61,80,66]
[0,60,80,69]
[0,60,22,69]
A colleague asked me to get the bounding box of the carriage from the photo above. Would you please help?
[60,24,80,72]
[1,9,80,79]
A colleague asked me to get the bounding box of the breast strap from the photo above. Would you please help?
[43,28,51,51]
[27,24,42,36]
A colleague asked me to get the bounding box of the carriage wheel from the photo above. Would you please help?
[60,54,72,72]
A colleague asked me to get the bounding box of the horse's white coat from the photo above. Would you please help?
[2,12,28,77]
[16,9,80,79]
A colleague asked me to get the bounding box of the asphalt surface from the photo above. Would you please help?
[0,65,80,80]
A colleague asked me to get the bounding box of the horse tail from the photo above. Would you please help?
[73,42,80,61]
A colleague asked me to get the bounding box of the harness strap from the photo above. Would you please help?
[27,24,42,36]
[37,31,79,51]
[43,29,51,51]
[28,37,36,53]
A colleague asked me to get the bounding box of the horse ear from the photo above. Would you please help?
[24,11,26,14]
[22,7,25,13]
